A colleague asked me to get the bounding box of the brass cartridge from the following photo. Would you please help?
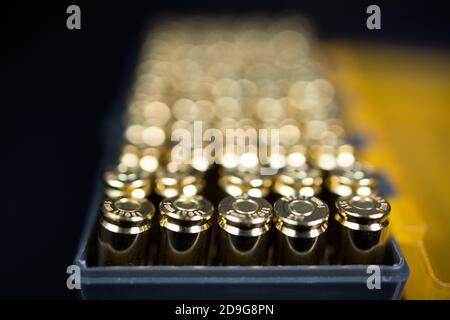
[217,195,273,265]
[274,195,329,265]
[159,195,214,265]
[98,197,156,266]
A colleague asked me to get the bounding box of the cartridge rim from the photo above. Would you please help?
[308,142,355,171]
[155,164,205,197]
[286,145,307,168]
[336,195,390,219]
[100,197,155,234]
[159,196,214,233]
[327,162,377,197]
[218,167,273,198]
[218,195,273,235]
[274,195,329,238]
[273,165,323,197]
[104,167,151,190]
[335,195,390,231]
[160,195,214,222]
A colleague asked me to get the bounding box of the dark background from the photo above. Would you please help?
[0,0,448,299]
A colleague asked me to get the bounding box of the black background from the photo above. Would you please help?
[0,0,448,299]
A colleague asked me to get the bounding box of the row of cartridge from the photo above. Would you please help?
[96,15,391,267]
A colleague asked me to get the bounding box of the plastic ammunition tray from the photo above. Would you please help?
[74,114,408,300]
[77,225,408,299]
[74,29,409,299]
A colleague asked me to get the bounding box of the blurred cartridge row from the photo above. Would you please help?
[98,162,390,266]
[96,15,392,268]
[122,15,353,175]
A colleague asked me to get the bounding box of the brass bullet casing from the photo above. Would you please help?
[118,144,141,169]
[334,195,391,265]
[273,165,323,197]
[286,145,308,168]
[97,197,156,266]
[273,196,329,265]
[104,165,151,200]
[139,147,161,174]
[308,143,355,171]
[155,163,205,198]
[217,195,273,265]
[218,167,273,198]
[327,162,378,198]
[159,195,214,265]
[325,162,378,254]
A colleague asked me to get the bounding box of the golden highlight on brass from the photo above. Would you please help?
[93,15,396,270]
[155,163,205,198]
[219,167,273,198]
[334,194,391,264]
[324,162,379,253]
[327,162,378,197]
[309,143,355,171]
[217,195,273,265]
[273,165,323,197]
[159,195,214,265]
[98,197,156,266]
[274,195,329,265]
[104,165,151,199]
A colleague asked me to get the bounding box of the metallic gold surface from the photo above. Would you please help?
[159,195,214,265]
[104,165,151,199]
[94,16,406,271]
[154,163,205,198]
[139,147,161,173]
[327,162,378,197]
[216,195,273,265]
[325,162,379,254]
[309,143,355,171]
[286,145,307,168]
[97,197,157,266]
[274,196,329,264]
[119,144,141,169]
[273,165,323,197]
[334,194,391,264]
[219,167,273,198]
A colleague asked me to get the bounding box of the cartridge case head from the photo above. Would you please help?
[219,167,273,198]
[335,194,390,229]
[273,165,323,197]
[158,195,214,265]
[327,162,378,197]
[274,195,329,238]
[334,194,391,264]
[155,163,205,198]
[97,197,157,266]
[104,165,151,199]
[218,195,273,237]
[308,143,355,171]
[159,195,214,233]
[100,197,155,234]
[273,195,329,264]
[217,195,273,265]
